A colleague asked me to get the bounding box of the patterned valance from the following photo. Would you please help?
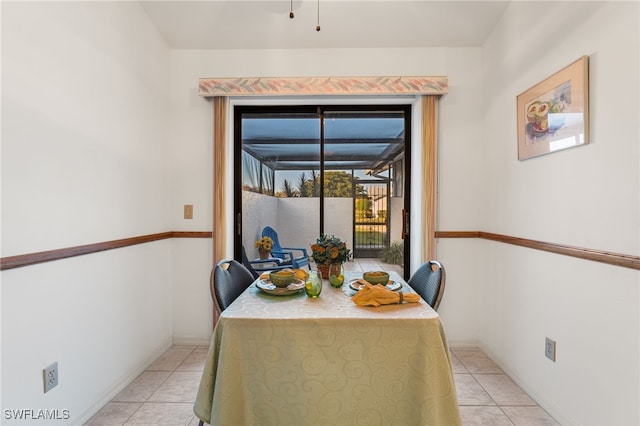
[198,76,448,97]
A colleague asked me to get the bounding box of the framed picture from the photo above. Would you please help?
[517,56,589,160]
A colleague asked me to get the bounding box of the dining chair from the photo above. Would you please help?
[261,226,311,269]
[407,260,446,311]
[211,259,255,314]
[241,246,289,279]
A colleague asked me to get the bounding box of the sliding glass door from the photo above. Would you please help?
[234,105,411,277]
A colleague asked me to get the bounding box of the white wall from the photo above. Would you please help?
[171,238,212,345]
[1,2,173,424]
[241,193,353,262]
[468,2,638,425]
[242,191,282,257]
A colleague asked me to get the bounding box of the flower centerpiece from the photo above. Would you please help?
[255,236,274,259]
[311,234,352,279]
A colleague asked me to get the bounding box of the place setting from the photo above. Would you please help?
[255,269,308,296]
[348,270,403,292]
[342,270,420,307]
[351,281,420,307]
[345,270,400,290]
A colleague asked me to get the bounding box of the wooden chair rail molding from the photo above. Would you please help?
[0,231,213,271]
[2,230,637,271]
[435,231,640,270]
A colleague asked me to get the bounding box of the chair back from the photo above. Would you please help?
[211,259,255,313]
[261,226,310,269]
[407,260,446,311]
[262,226,282,251]
[241,246,260,279]
[242,245,293,278]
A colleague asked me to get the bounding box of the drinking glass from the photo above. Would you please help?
[328,263,345,288]
[304,271,323,298]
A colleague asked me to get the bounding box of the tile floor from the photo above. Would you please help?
[86,345,558,425]
[451,348,558,425]
[343,258,404,275]
[86,346,206,426]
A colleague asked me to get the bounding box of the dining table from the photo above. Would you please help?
[193,270,461,426]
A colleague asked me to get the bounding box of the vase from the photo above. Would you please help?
[258,249,270,259]
[318,263,342,280]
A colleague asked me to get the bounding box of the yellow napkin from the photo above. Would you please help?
[351,283,420,307]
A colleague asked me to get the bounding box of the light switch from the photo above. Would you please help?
[184,204,193,219]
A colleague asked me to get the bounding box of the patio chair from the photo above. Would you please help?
[241,246,289,279]
[407,260,446,311]
[211,259,254,314]
[261,226,310,269]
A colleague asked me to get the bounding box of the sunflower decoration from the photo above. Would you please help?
[255,236,274,254]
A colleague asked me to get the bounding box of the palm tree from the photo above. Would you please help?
[310,170,320,197]
[282,179,298,197]
[297,172,311,197]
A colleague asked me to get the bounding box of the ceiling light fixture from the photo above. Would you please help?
[288,0,321,32]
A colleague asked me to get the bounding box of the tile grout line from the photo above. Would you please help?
[453,350,518,420]
[497,405,518,426]
[469,371,505,414]
[121,346,198,426]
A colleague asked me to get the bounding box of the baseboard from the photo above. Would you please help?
[173,335,211,347]
[447,340,482,349]
[476,342,575,426]
[74,336,174,425]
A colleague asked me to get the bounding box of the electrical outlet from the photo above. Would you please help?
[43,362,58,393]
[545,338,556,362]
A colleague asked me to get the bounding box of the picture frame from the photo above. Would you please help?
[517,56,589,160]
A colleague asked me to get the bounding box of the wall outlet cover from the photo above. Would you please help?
[184,204,193,219]
[43,362,59,393]
[545,337,556,362]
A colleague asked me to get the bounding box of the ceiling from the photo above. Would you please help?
[139,1,511,179]
[140,1,511,50]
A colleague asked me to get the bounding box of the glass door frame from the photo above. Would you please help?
[233,103,412,279]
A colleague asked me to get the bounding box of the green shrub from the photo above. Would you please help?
[380,241,404,266]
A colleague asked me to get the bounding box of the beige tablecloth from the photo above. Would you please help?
[194,272,461,426]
